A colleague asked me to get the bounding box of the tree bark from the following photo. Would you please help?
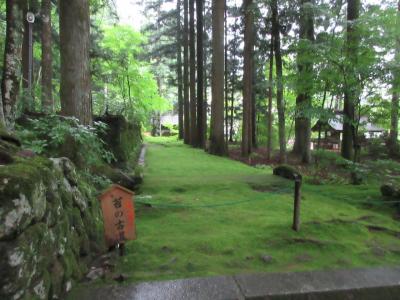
[209,0,227,155]
[241,0,253,157]
[203,11,208,145]
[183,0,190,144]
[60,0,92,125]
[271,0,287,163]
[0,93,4,128]
[267,34,274,161]
[389,0,400,153]
[251,51,257,149]
[341,0,360,160]
[197,0,205,148]
[41,0,53,113]
[293,0,314,163]
[2,0,24,128]
[189,0,197,146]
[224,0,229,145]
[177,0,184,140]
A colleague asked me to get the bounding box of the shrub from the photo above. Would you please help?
[366,138,388,159]
[313,149,353,169]
[16,115,115,168]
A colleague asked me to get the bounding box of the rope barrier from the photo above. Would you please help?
[135,189,400,209]
[135,188,291,208]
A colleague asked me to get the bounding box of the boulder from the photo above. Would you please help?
[0,150,14,165]
[273,165,302,181]
[91,164,139,191]
[381,184,398,198]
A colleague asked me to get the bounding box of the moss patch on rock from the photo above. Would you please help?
[0,155,106,300]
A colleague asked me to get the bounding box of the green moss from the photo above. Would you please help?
[60,249,83,281]
[114,137,400,283]
[0,156,53,193]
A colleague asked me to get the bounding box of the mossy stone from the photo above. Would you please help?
[273,164,302,180]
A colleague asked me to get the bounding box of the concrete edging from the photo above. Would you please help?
[76,266,400,300]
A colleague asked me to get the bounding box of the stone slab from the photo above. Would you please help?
[234,267,400,300]
[74,267,400,300]
[76,275,244,300]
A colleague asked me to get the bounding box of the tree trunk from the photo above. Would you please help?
[267,34,274,161]
[41,0,53,113]
[341,0,360,160]
[271,0,287,163]
[293,0,314,163]
[203,15,208,144]
[224,1,229,145]
[60,0,92,125]
[251,46,257,148]
[189,0,197,146]
[197,0,205,148]
[183,0,190,144]
[2,0,24,128]
[0,93,4,128]
[209,0,227,155]
[229,61,236,143]
[317,83,328,150]
[21,0,30,105]
[241,0,253,157]
[177,0,184,140]
[389,0,400,153]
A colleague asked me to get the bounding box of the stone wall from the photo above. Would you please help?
[94,115,142,168]
[0,133,105,300]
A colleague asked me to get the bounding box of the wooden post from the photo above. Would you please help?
[292,175,302,232]
[119,243,125,257]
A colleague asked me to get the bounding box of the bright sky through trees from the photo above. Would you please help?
[116,0,383,29]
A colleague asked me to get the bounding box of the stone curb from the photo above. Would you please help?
[74,266,400,300]
[138,144,146,167]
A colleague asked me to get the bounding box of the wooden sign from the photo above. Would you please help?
[98,184,136,247]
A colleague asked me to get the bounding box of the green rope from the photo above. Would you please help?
[135,189,400,209]
[135,188,291,208]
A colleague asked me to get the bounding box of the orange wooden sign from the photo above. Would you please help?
[98,184,136,247]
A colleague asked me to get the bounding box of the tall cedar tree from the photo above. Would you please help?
[293,0,315,163]
[271,0,287,163]
[189,0,197,145]
[197,0,205,148]
[209,0,227,155]
[41,0,53,112]
[183,0,190,144]
[224,2,228,145]
[267,34,274,161]
[60,0,92,125]
[341,0,360,159]
[241,0,253,157]
[2,0,24,128]
[177,0,184,139]
[390,0,400,153]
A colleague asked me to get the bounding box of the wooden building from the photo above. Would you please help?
[311,114,385,151]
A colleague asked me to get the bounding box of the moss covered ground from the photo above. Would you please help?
[117,136,400,282]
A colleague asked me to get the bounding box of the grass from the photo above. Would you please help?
[117,136,400,282]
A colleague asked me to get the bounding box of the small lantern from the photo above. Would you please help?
[26,12,35,23]
[98,184,136,248]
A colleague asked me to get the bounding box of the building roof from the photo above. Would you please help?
[160,113,179,126]
[312,114,385,133]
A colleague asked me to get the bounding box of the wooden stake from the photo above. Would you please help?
[119,243,125,257]
[292,176,302,232]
